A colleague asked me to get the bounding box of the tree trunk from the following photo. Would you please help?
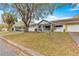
[22,18,30,32]
[23,7,32,32]
[24,25,29,32]
[7,24,13,32]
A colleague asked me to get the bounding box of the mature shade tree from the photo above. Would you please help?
[13,3,69,32]
[2,12,17,31]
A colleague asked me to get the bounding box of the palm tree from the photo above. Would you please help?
[2,12,17,31]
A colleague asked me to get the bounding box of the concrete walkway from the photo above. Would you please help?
[69,32,79,45]
[0,39,17,56]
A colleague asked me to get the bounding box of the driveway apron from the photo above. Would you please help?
[69,32,79,45]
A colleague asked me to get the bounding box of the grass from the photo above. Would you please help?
[4,32,79,56]
[0,31,12,35]
[0,31,23,36]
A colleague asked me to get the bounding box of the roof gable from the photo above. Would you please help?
[38,20,51,25]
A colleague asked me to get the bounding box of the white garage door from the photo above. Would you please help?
[67,25,79,32]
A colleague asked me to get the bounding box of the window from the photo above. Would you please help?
[18,27,21,29]
[39,25,41,28]
[45,25,50,30]
[23,27,25,29]
[54,25,63,27]
[45,26,50,28]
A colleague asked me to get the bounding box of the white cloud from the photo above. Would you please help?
[35,15,72,23]
[69,4,79,11]
[69,8,79,11]
[45,15,72,21]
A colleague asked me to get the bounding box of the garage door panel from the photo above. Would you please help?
[67,25,79,32]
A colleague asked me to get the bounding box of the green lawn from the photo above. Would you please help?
[4,32,79,56]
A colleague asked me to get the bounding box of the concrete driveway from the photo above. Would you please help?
[69,32,79,46]
[0,39,17,56]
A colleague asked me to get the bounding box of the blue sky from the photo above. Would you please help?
[35,3,79,22]
[53,4,79,18]
[0,3,79,23]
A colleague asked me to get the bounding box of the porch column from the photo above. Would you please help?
[51,24,54,32]
[41,25,44,32]
[64,25,67,32]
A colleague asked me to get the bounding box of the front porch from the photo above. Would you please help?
[38,24,51,32]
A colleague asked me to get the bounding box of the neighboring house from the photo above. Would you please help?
[0,24,8,31]
[28,23,38,32]
[1,28,8,31]
[13,20,38,32]
[12,20,38,32]
[12,21,26,31]
[53,18,79,32]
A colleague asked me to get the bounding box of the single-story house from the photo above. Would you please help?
[12,18,79,32]
[53,18,79,32]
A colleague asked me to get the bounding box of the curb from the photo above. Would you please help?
[0,36,43,56]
